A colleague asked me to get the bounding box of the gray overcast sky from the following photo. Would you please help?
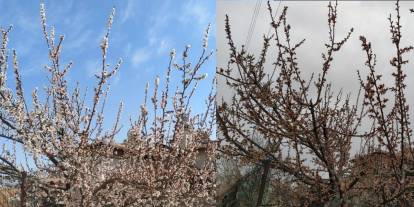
[217,0,414,121]
[217,1,414,159]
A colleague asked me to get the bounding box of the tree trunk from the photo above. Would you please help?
[256,160,271,207]
[20,171,27,207]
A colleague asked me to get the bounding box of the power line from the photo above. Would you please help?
[245,0,262,51]
[245,0,260,49]
[245,0,281,51]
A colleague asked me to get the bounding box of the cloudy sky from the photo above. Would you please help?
[216,0,414,159]
[0,0,215,141]
[217,0,414,122]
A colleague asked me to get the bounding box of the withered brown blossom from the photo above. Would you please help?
[218,0,414,206]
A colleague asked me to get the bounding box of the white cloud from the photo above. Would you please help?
[131,48,150,67]
[157,38,170,55]
[146,0,172,39]
[180,1,212,30]
[65,29,93,50]
[121,0,135,23]
[130,36,171,68]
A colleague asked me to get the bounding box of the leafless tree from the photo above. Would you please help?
[218,1,414,206]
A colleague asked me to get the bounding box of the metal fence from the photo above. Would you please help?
[218,163,291,207]
[219,165,268,207]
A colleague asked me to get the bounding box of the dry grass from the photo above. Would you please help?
[0,188,19,207]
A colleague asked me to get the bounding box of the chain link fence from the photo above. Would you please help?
[219,164,273,207]
[218,163,294,207]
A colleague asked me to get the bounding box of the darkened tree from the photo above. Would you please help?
[218,1,414,206]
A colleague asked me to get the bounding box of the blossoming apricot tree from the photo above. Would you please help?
[0,4,215,207]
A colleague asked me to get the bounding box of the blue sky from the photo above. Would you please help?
[0,0,216,142]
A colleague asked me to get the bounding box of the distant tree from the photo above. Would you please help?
[0,3,215,207]
[218,0,414,206]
